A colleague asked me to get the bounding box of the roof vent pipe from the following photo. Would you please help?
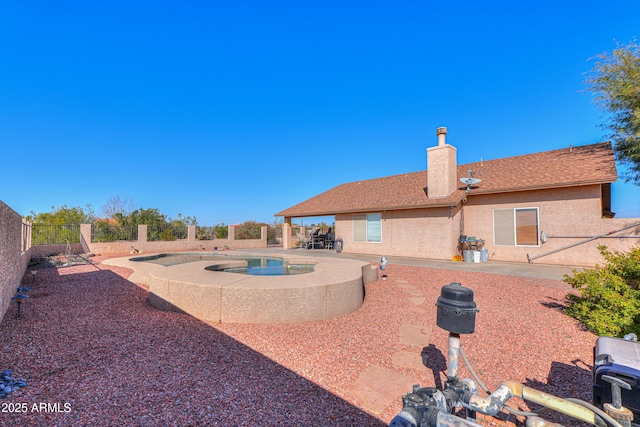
[436,127,447,146]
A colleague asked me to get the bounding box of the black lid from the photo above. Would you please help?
[436,282,477,311]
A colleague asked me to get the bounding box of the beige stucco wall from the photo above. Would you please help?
[0,201,31,321]
[462,185,640,266]
[335,207,461,259]
[80,224,269,255]
[330,185,639,266]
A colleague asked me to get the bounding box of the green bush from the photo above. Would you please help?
[214,224,228,239]
[565,246,640,337]
[235,221,264,240]
[158,228,176,241]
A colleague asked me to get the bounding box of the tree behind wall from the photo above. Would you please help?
[92,209,196,242]
[235,221,264,240]
[115,209,196,241]
[27,205,94,225]
[27,205,94,244]
[585,40,640,185]
[101,195,136,218]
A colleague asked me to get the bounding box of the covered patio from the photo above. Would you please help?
[283,215,337,251]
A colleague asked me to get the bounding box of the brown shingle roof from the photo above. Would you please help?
[275,142,618,217]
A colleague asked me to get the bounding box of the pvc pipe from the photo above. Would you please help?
[526,416,565,427]
[565,398,623,427]
[436,411,483,427]
[503,382,598,425]
[466,384,513,415]
[447,333,461,380]
[465,381,600,425]
[460,378,479,421]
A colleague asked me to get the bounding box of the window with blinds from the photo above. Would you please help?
[493,208,539,246]
[353,213,382,243]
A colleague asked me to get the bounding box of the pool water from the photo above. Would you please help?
[131,253,232,266]
[130,253,314,275]
[216,263,314,276]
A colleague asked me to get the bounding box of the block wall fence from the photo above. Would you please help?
[0,203,270,321]
[78,224,269,255]
[0,201,32,322]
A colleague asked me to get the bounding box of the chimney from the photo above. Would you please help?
[436,126,447,145]
[427,126,457,198]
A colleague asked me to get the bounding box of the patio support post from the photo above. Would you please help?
[260,225,267,245]
[80,224,92,253]
[138,225,147,252]
[282,220,291,249]
[187,225,196,243]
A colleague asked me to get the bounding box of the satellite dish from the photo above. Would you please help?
[460,177,482,193]
[460,170,482,192]
[459,177,482,186]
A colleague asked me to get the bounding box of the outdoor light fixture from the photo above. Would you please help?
[30,270,37,282]
[380,255,388,280]
[12,294,29,316]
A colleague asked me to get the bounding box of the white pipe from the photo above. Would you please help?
[465,381,600,425]
[460,378,479,421]
[526,416,565,427]
[436,411,483,427]
[465,384,513,415]
[447,333,461,380]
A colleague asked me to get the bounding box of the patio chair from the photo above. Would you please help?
[309,228,323,249]
[296,232,311,249]
[325,228,334,250]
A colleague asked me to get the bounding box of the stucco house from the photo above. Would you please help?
[276,127,640,266]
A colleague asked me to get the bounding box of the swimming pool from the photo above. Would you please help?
[130,252,314,275]
[104,251,373,323]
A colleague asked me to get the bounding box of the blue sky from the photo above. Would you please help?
[1,1,639,225]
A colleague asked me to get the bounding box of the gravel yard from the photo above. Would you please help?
[0,255,595,426]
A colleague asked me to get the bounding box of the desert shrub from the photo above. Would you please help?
[565,246,640,337]
[158,228,177,241]
[214,224,228,239]
[267,223,282,245]
[32,224,81,245]
[92,221,138,242]
[235,221,264,240]
[601,245,640,289]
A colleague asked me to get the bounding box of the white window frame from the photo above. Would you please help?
[493,207,540,247]
[353,213,382,243]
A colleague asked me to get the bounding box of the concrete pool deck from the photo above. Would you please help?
[103,251,377,323]
[249,248,581,284]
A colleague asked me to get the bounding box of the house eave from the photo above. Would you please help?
[275,179,615,218]
[469,179,615,196]
[276,197,466,218]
